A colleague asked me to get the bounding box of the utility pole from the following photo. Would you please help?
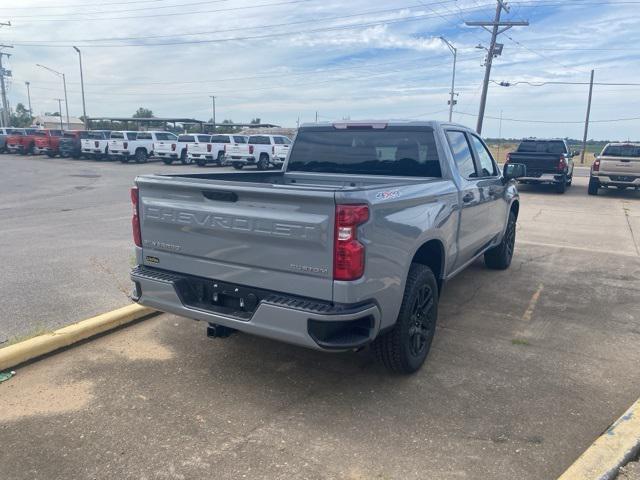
[209,95,216,132]
[25,81,33,119]
[0,45,13,127]
[315,111,318,123]
[55,99,64,130]
[580,69,595,165]
[439,37,457,122]
[73,47,88,129]
[466,1,528,134]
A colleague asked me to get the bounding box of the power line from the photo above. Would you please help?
[5,2,461,43]
[454,110,640,124]
[493,80,640,87]
[0,0,182,9]
[5,5,494,47]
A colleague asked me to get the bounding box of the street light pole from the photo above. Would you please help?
[209,95,216,132]
[73,46,88,130]
[55,99,64,130]
[25,81,33,119]
[440,37,457,122]
[36,63,70,130]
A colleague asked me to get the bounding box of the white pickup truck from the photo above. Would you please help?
[110,131,176,163]
[154,133,206,165]
[224,134,291,170]
[81,130,111,160]
[190,134,248,167]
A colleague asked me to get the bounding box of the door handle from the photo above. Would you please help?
[462,192,474,203]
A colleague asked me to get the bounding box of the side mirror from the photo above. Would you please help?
[593,152,598,159]
[503,163,526,181]
[572,151,579,157]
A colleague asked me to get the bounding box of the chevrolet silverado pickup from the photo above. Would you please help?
[506,138,575,193]
[224,135,291,170]
[155,133,208,165]
[59,130,90,158]
[33,129,65,157]
[589,143,640,195]
[6,128,42,155]
[192,134,248,166]
[80,130,111,160]
[130,120,525,373]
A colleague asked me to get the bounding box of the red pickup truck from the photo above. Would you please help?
[33,129,65,157]
[6,128,43,155]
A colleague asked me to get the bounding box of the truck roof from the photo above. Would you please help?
[299,120,472,130]
[605,142,640,147]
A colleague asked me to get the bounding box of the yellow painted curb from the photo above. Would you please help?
[558,398,640,480]
[0,304,156,371]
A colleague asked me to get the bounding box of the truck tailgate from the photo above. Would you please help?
[509,153,560,175]
[137,177,336,301]
[226,143,249,157]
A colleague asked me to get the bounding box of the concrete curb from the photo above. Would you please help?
[558,398,640,480]
[0,304,156,371]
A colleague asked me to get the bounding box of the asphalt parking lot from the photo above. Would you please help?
[1,154,639,479]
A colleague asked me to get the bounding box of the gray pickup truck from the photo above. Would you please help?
[130,121,525,373]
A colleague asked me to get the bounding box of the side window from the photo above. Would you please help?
[274,137,285,145]
[137,132,151,140]
[446,131,477,179]
[469,135,497,176]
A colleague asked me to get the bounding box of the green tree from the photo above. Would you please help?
[133,107,154,118]
[11,103,32,127]
[250,118,261,125]
[216,119,241,134]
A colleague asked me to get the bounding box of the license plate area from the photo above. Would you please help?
[175,278,263,320]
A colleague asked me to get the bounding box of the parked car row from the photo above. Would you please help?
[0,127,293,170]
[504,138,640,195]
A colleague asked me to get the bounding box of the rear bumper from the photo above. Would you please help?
[518,173,565,183]
[34,146,55,154]
[82,148,103,155]
[155,152,178,158]
[223,155,255,165]
[592,173,640,186]
[130,265,381,351]
[188,153,215,162]
[110,150,130,156]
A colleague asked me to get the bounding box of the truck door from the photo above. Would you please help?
[445,130,498,270]
[468,133,507,242]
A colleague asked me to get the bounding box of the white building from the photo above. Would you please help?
[33,115,85,131]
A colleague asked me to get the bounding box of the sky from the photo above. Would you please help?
[0,0,639,140]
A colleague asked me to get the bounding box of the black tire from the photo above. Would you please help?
[485,211,516,270]
[233,163,243,170]
[588,177,599,195]
[120,156,130,164]
[196,158,207,167]
[21,143,32,156]
[257,154,269,170]
[46,152,55,158]
[135,148,147,164]
[217,151,225,165]
[566,176,572,186]
[180,150,191,165]
[372,264,438,374]
[162,158,173,165]
[555,179,567,194]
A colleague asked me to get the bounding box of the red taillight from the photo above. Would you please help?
[171,143,176,151]
[334,204,369,281]
[224,144,227,152]
[94,140,99,148]
[123,141,128,149]
[131,187,141,247]
[207,143,212,152]
[558,156,567,172]
[505,152,511,163]
[593,158,600,172]
[272,145,275,154]
[249,145,254,154]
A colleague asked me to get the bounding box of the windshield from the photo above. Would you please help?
[287,127,442,177]
[517,140,566,154]
[602,144,640,157]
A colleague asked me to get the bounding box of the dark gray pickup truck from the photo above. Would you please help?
[507,138,576,193]
[130,121,525,373]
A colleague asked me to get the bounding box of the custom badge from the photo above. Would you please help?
[375,190,400,200]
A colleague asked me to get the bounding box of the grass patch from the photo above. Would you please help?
[511,338,531,346]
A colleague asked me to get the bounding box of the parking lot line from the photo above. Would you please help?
[518,240,640,258]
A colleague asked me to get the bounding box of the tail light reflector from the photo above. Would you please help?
[207,143,212,152]
[171,143,176,151]
[334,204,369,281]
[593,158,600,172]
[224,144,227,153]
[123,141,128,149]
[94,140,99,148]
[131,187,141,247]
[505,152,511,163]
[272,146,275,154]
[249,145,254,154]
[558,157,567,172]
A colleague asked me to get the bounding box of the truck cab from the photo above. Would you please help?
[156,133,209,165]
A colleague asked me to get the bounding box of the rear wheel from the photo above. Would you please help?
[217,151,225,165]
[46,152,55,158]
[257,154,269,170]
[485,211,516,270]
[135,148,147,164]
[566,175,572,186]
[162,158,173,165]
[372,264,438,374]
[555,179,567,194]
[588,177,599,195]
[120,156,130,164]
[180,150,191,165]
